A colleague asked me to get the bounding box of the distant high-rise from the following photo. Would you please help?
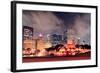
[62,30,67,43]
[67,29,77,42]
[76,37,80,45]
[51,34,63,46]
[23,26,34,50]
[23,26,33,40]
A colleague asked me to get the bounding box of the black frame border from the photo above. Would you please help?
[11,1,98,72]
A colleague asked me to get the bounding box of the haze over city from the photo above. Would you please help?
[23,10,91,44]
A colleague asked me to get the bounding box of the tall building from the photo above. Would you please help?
[36,34,45,50]
[76,37,81,45]
[45,34,52,48]
[62,30,67,43]
[23,26,34,50]
[67,29,75,40]
[51,34,63,46]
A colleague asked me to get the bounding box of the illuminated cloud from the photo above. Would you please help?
[23,11,64,38]
[22,10,90,44]
[72,14,91,44]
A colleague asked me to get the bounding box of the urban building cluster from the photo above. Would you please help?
[22,26,91,57]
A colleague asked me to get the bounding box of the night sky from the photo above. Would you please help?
[22,10,91,44]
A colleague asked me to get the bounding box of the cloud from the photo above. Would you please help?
[23,11,64,36]
[23,10,91,44]
[70,14,91,44]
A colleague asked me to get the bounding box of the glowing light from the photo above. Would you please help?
[45,42,52,48]
[39,33,43,37]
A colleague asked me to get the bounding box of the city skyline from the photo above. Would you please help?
[22,10,91,44]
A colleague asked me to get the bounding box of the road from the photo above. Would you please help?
[23,52,90,63]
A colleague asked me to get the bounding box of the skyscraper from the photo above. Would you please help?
[23,26,34,50]
[51,34,63,46]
